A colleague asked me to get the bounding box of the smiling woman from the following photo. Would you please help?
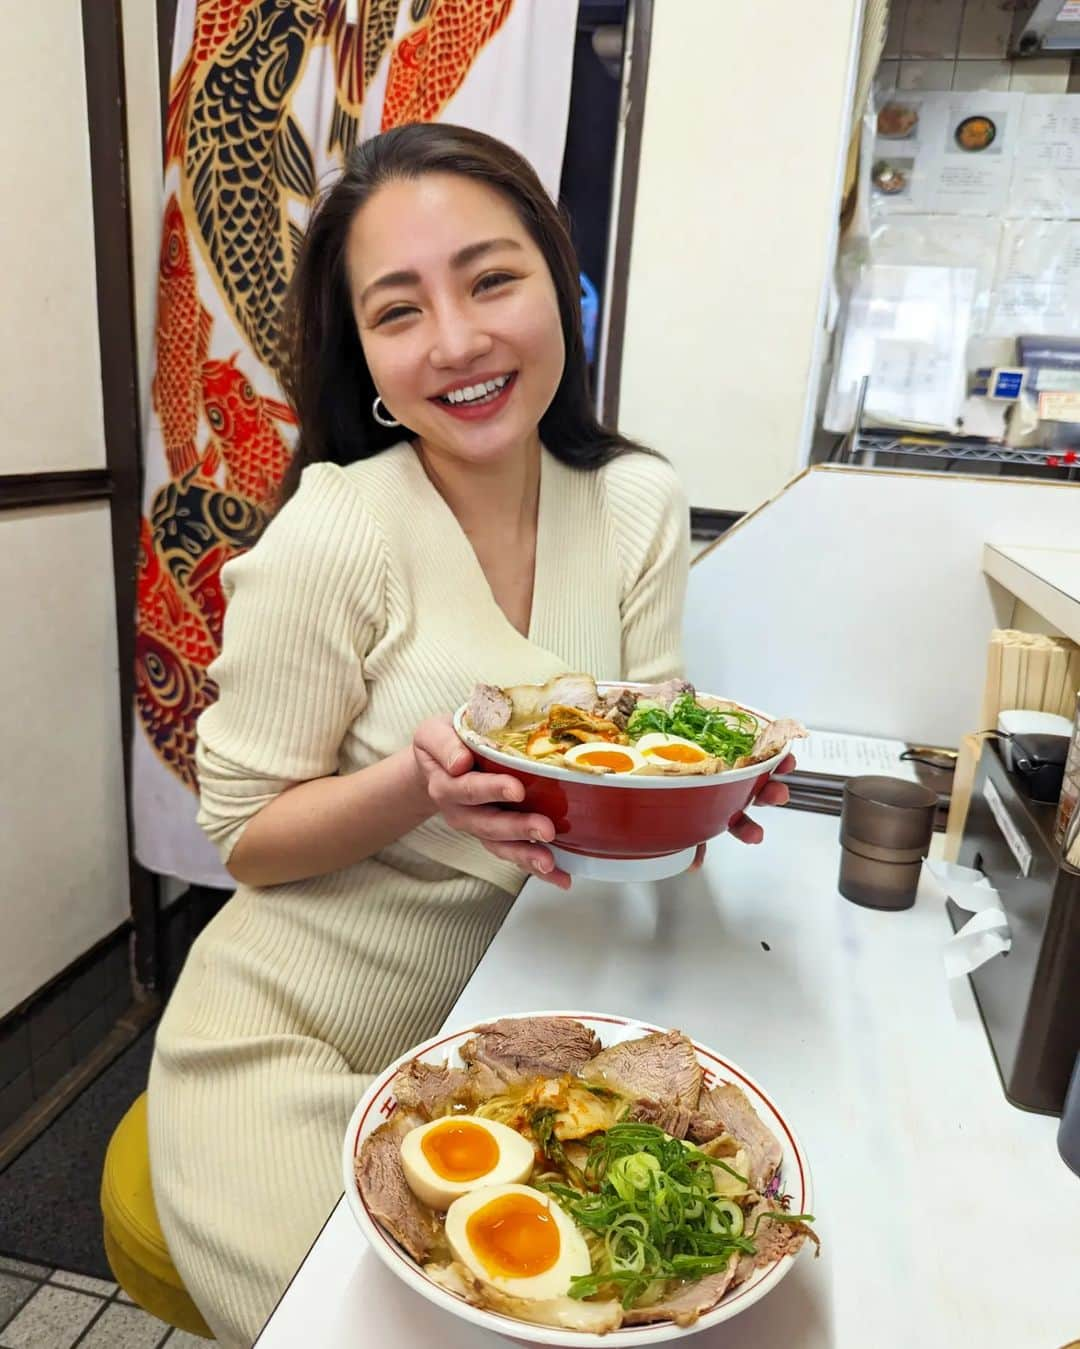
[275,123,630,506]
[347,175,565,467]
[146,124,786,1349]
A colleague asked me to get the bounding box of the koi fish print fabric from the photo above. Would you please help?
[133,0,578,884]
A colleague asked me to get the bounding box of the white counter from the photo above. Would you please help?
[255,809,1080,1349]
[984,543,1080,647]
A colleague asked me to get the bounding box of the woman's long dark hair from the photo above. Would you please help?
[275,122,644,508]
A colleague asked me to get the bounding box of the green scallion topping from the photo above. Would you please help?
[538,1122,768,1310]
[626,695,759,766]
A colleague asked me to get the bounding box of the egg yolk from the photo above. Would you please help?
[576,748,636,771]
[648,743,705,764]
[420,1120,499,1181]
[465,1193,561,1278]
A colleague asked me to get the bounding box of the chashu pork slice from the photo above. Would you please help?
[734,717,808,769]
[355,1111,438,1261]
[628,1096,727,1143]
[621,1260,738,1327]
[733,1198,818,1284]
[465,684,513,735]
[581,1030,702,1108]
[601,678,695,712]
[389,1058,504,1120]
[459,1016,601,1087]
[689,1082,783,1191]
[505,673,598,728]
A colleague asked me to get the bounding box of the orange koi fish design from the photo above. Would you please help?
[381,0,515,131]
[151,196,213,479]
[134,517,220,791]
[201,354,297,507]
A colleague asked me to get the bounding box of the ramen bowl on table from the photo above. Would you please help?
[343,1010,815,1346]
[452,677,802,882]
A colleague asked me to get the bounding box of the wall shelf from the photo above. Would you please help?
[853,431,1059,467]
[841,379,1077,473]
[983,543,1080,646]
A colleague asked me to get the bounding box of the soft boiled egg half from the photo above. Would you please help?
[445,1183,591,1300]
[563,741,647,774]
[399,1115,534,1210]
[634,733,712,767]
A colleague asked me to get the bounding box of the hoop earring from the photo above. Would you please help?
[372,394,400,428]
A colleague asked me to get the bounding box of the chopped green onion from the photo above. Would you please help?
[626,695,759,766]
[535,1121,816,1313]
[608,1152,660,1201]
[528,1108,586,1189]
[538,1122,764,1311]
[708,1198,744,1236]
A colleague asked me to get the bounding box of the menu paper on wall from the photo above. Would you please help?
[871,91,1019,218]
[864,215,1002,332]
[871,88,1080,223]
[825,263,976,430]
[987,220,1080,337]
[834,87,1080,417]
[1009,96,1080,219]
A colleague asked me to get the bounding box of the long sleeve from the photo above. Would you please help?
[195,464,387,863]
[603,451,691,683]
[149,444,691,1349]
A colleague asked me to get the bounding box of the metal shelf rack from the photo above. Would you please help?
[849,431,1060,467]
[838,377,1076,471]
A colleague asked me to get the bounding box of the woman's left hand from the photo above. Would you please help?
[690,754,796,866]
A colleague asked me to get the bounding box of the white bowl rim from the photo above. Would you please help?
[452,685,788,791]
[342,1009,814,1347]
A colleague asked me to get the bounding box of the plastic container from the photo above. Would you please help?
[838,775,938,910]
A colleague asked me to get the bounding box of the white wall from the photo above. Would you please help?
[0,4,131,1015]
[617,0,863,513]
[0,0,105,474]
[686,466,1080,749]
[1,507,130,1013]
[121,0,164,435]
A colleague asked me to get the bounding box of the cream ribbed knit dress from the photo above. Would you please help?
[147,442,688,1347]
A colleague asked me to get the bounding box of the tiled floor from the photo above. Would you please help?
[0,1258,214,1348]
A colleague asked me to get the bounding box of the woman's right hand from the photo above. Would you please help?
[411,716,571,889]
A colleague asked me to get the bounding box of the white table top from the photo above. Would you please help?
[255,809,1080,1349]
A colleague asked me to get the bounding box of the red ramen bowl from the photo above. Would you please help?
[453,685,790,882]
